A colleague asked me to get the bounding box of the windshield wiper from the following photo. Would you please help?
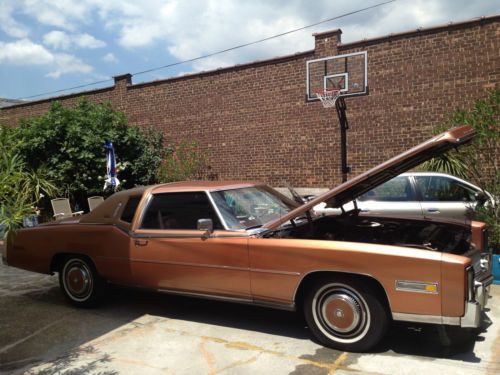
[246,224,263,230]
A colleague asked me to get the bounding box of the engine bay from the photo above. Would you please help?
[267,212,472,255]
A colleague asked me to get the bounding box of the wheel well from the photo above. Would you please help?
[50,253,95,273]
[294,271,391,313]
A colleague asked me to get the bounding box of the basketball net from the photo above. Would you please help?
[315,88,342,108]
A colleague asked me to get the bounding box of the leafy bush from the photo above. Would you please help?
[419,89,499,248]
[157,140,206,183]
[14,98,165,209]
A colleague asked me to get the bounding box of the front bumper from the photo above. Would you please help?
[460,273,493,328]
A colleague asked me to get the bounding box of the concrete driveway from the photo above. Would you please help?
[1,252,499,375]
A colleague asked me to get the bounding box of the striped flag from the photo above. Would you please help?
[104,140,120,190]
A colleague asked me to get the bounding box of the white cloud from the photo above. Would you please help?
[43,30,71,49]
[43,30,105,50]
[0,1,30,38]
[20,0,92,31]
[74,33,106,48]
[0,38,93,78]
[1,0,498,85]
[0,39,53,65]
[117,21,162,48]
[102,52,118,63]
[47,52,93,78]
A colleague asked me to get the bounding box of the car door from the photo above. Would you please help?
[356,176,424,218]
[414,175,478,220]
[130,191,251,298]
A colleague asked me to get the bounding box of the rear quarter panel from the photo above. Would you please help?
[7,224,133,284]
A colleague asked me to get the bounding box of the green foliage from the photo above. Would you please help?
[419,152,470,180]
[420,89,499,185]
[475,179,500,252]
[157,140,206,183]
[0,125,59,238]
[419,89,500,247]
[15,98,165,207]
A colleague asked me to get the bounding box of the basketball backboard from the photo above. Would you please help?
[306,51,368,101]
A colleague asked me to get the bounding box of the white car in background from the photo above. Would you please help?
[314,172,492,221]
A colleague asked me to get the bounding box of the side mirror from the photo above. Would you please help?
[197,218,214,233]
[475,191,488,206]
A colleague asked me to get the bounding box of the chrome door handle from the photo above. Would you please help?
[134,239,148,247]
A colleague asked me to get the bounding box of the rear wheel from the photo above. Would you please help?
[59,256,104,307]
[304,277,389,352]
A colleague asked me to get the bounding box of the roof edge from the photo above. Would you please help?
[339,14,500,48]
[128,50,314,90]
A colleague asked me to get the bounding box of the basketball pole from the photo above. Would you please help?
[335,97,350,183]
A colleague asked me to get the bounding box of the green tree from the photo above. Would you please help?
[15,98,165,209]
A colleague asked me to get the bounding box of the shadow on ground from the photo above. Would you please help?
[0,275,493,374]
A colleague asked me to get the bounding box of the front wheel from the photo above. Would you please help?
[59,256,105,308]
[304,277,389,352]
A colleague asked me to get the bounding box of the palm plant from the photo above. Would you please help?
[0,125,59,239]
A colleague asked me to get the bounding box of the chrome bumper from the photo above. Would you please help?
[460,273,493,328]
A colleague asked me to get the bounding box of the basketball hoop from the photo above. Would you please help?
[315,88,342,108]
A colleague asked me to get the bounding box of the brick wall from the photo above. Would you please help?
[1,16,498,188]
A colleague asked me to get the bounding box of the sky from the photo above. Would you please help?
[0,0,498,101]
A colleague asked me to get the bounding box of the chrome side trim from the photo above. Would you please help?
[128,258,298,276]
[132,232,203,239]
[392,312,460,326]
[131,231,247,239]
[251,268,300,276]
[131,258,249,272]
[394,295,489,328]
[156,288,295,311]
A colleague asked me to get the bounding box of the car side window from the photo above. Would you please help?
[358,177,414,202]
[120,196,142,223]
[140,192,223,230]
[415,176,476,202]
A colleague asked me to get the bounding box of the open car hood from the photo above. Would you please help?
[263,125,476,231]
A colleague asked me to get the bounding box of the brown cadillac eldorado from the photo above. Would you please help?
[3,125,493,351]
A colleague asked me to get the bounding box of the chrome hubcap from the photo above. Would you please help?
[322,294,361,333]
[312,283,370,343]
[63,260,93,301]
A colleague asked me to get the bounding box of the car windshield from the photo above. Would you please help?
[211,186,297,230]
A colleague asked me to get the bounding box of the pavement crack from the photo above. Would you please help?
[200,335,353,373]
[199,337,217,375]
[216,354,260,374]
[0,316,68,354]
